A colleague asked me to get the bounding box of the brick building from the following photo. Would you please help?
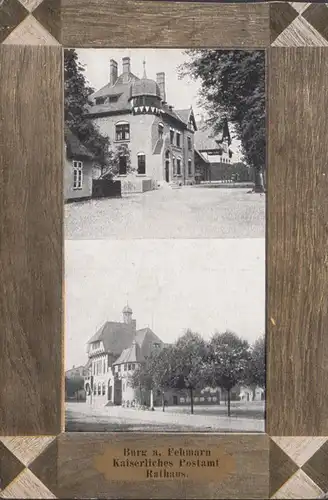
[86,57,197,193]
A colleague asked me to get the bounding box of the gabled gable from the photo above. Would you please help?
[175,107,197,131]
[87,321,136,356]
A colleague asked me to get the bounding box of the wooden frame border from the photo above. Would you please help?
[1,1,328,499]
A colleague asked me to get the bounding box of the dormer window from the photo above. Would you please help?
[109,95,119,103]
[92,341,101,350]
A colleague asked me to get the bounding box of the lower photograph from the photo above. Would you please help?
[65,238,265,433]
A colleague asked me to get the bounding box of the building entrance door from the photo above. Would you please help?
[165,161,170,183]
[114,378,122,405]
[108,383,112,402]
[173,395,178,405]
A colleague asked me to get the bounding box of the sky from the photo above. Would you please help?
[65,238,265,369]
[76,49,242,159]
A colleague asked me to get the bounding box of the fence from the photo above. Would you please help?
[92,179,121,199]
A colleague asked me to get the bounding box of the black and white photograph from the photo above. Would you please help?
[64,48,266,433]
[64,49,265,239]
[65,239,265,433]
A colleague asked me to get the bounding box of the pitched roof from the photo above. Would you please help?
[174,108,197,130]
[194,148,210,164]
[88,72,140,116]
[135,328,164,360]
[64,126,93,159]
[194,121,224,151]
[111,327,164,364]
[87,321,136,355]
[113,341,142,364]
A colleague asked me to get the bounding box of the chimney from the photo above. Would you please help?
[122,57,131,74]
[110,59,118,85]
[156,72,166,102]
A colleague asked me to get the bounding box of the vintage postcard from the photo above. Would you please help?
[64,48,266,436]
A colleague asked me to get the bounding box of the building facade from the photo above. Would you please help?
[83,305,264,408]
[87,57,197,193]
[84,305,165,407]
[64,127,95,202]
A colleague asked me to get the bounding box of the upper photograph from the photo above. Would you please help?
[64,49,265,239]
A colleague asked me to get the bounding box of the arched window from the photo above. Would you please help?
[137,152,146,175]
[158,123,164,140]
[115,121,130,141]
[102,383,106,395]
[165,150,170,159]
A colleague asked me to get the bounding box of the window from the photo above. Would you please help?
[188,159,192,176]
[95,97,105,105]
[172,157,176,176]
[137,153,146,175]
[177,159,181,176]
[98,383,101,395]
[102,383,106,395]
[131,363,135,370]
[93,386,96,395]
[92,341,100,350]
[187,137,192,150]
[158,123,164,139]
[73,161,83,189]
[109,95,119,103]
[165,150,170,159]
[118,364,121,372]
[115,122,130,141]
[124,364,127,371]
[128,363,132,370]
[119,155,127,175]
[170,130,174,144]
[176,132,181,148]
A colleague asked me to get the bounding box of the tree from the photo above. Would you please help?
[64,49,110,167]
[179,50,265,192]
[172,331,209,415]
[247,335,266,397]
[129,346,176,411]
[207,331,251,417]
[100,143,133,180]
[65,376,85,400]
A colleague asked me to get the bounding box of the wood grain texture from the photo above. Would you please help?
[0,0,28,43]
[56,433,269,499]
[32,0,61,43]
[0,468,57,499]
[61,0,270,48]
[3,15,61,45]
[0,46,63,435]
[267,48,328,435]
[17,0,44,13]
[271,469,323,499]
